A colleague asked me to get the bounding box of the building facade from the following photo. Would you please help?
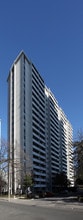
[7,51,74,194]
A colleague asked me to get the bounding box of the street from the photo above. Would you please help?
[0,200,83,220]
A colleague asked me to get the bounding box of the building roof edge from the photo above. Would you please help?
[7,50,30,82]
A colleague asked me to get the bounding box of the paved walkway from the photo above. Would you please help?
[0,196,83,210]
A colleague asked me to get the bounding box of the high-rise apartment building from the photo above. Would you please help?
[7,51,74,194]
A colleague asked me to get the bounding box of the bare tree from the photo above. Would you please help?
[0,139,32,195]
[73,131,83,185]
[0,139,8,194]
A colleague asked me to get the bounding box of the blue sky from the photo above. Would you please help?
[0,0,83,140]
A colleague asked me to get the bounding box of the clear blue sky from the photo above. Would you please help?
[0,0,83,140]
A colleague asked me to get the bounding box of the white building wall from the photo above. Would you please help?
[14,55,33,190]
[58,107,74,186]
[66,122,74,186]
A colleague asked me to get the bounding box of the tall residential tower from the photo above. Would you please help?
[7,51,74,194]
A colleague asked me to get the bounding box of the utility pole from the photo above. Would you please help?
[8,145,11,201]
[8,160,11,201]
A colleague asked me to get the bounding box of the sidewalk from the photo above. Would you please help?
[0,196,83,210]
